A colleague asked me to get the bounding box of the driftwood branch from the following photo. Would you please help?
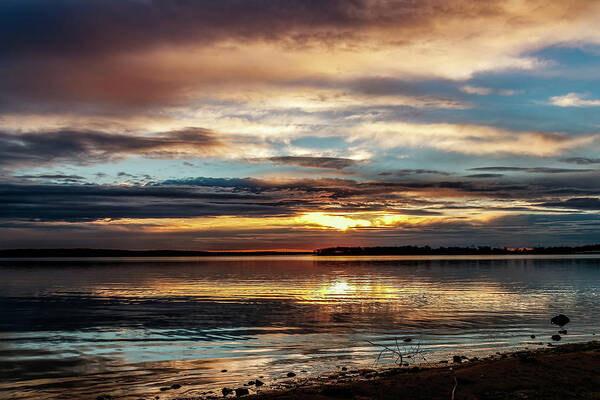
[451,375,458,400]
[367,338,428,367]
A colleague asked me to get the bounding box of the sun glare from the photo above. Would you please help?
[295,212,372,231]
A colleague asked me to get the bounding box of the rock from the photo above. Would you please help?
[558,329,567,334]
[460,356,468,359]
[221,369,228,373]
[235,388,250,397]
[255,379,264,387]
[247,381,255,386]
[341,367,347,371]
[440,360,448,364]
[222,387,234,396]
[159,387,170,391]
[530,334,536,339]
[551,314,570,327]
[286,372,296,377]
[171,384,181,389]
[551,334,562,341]
[453,355,462,363]
[403,338,412,342]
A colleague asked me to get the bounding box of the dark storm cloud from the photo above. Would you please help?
[0,183,286,222]
[540,197,600,210]
[2,173,600,227]
[464,173,504,178]
[469,166,594,173]
[14,174,85,181]
[263,156,360,170]
[161,174,600,201]
[0,128,227,168]
[560,157,600,165]
[383,169,452,177]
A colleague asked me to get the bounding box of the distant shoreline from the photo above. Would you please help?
[0,248,312,258]
[1,244,600,258]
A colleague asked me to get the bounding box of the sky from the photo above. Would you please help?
[2,0,600,250]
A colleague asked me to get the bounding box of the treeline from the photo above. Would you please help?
[313,244,600,256]
[0,248,310,258]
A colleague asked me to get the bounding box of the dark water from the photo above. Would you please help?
[1,255,599,399]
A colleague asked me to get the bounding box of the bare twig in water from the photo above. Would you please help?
[367,338,429,367]
[451,375,458,400]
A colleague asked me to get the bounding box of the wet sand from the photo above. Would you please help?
[240,341,600,400]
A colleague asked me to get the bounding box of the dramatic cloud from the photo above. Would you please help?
[560,157,600,165]
[0,128,249,168]
[2,1,600,249]
[460,86,494,95]
[541,197,600,210]
[465,174,504,179]
[263,156,361,170]
[469,167,594,174]
[351,122,596,156]
[549,93,600,107]
[380,170,452,177]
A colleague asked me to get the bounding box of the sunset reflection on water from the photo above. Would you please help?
[1,256,599,399]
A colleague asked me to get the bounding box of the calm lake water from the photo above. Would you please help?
[1,255,599,399]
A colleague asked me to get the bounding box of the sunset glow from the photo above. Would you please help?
[1,0,600,250]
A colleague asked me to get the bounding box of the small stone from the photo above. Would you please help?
[221,369,228,373]
[222,387,234,396]
[440,360,448,364]
[171,384,181,389]
[286,372,296,377]
[403,338,412,342]
[341,367,347,371]
[558,329,567,334]
[551,334,561,341]
[551,314,570,327]
[530,334,536,339]
[235,388,250,397]
[453,355,462,363]
[255,379,264,387]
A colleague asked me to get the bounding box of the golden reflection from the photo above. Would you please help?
[87,273,550,315]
